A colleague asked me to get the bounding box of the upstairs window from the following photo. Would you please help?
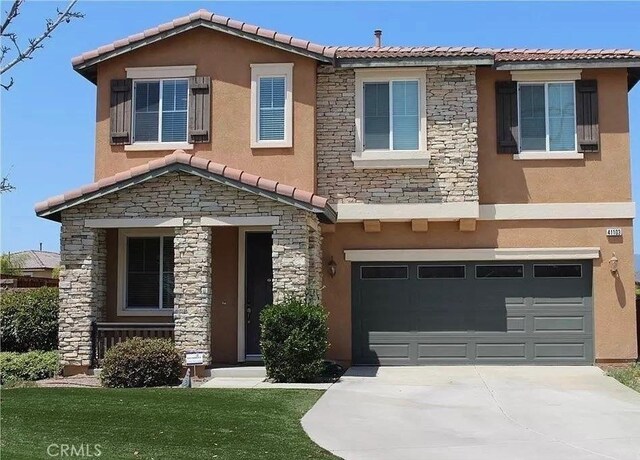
[363,80,420,151]
[518,82,576,153]
[251,63,293,148]
[133,79,188,143]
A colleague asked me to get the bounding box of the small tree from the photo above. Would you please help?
[0,253,24,275]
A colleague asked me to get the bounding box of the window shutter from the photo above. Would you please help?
[188,76,211,143]
[495,81,518,154]
[576,80,599,153]
[110,79,132,145]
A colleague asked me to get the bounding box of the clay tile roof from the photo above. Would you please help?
[71,9,335,72]
[34,151,335,223]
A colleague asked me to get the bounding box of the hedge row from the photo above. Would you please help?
[0,287,58,352]
[0,351,60,384]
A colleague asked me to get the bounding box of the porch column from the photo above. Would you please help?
[272,211,323,304]
[173,220,212,365]
[58,214,106,371]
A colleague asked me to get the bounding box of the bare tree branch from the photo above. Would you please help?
[0,0,83,86]
[0,175,15,193]
[1,76,13,90]
[0,0,22,36]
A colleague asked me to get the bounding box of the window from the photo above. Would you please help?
[418,265,466,279]
[518,82,576,153]
[360,265,408,280]
[363,80,420,151]
[534,264,582,278]
[118,230,174,314]
[133,79,188,143]
[251,63,293,148]
[476,265,524,279]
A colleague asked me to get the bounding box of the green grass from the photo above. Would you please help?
[1,388,337,460]
[608,364,640,392]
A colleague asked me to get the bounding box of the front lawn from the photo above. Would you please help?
[608,364,640,392]
[1,388,336,459]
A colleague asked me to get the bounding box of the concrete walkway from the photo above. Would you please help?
[302,366,640,460]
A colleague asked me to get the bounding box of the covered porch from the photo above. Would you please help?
[35,152,335,374]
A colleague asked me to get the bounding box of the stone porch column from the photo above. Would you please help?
[272,211,323,304]
[173,221,212,365]
[58,214,106,371]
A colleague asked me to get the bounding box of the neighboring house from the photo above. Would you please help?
[4,250,60,278]
[35,10,639,375]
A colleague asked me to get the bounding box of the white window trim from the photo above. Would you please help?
[125,65,197,79]
[510,69,582,82]
[117,228,175,317]
[129,78,191,150]
[516,80,578,157]
[250,63,293,148]
[354,69,428,169]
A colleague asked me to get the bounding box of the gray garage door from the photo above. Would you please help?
[352,260,593,365]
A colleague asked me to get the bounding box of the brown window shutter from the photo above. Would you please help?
[189,76,211,143]
[495,81,518,154]
[110,79,132,145]
[576,80,599,153]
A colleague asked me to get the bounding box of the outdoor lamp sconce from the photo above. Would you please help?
[328,257,337,278]
[608,253,619,275]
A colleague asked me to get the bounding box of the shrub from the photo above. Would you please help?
[260,298,329,383]
[0,351,60,384]
[100,338,182,388]
[0,287,59,352]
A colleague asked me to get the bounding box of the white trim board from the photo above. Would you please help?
[85,218,184,228]
[344,247,601,262]
[337,202,479,222]
[510,69,582,82]
[201,216,279,227]
[335,202,635,222]
[125,65,197,79]
[478,203,635,220]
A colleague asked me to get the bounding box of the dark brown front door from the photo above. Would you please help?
[245,232,273,357]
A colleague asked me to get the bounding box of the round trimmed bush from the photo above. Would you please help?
[260,298,329,383]
[0,287,59,352]
[100,338,182,388]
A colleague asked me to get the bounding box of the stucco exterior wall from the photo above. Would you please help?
[321,220,636,365]
[94,27,317,192]
[316,65,478,204]
[477,67,631,204]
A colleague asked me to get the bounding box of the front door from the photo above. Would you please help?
[245,232,273,357]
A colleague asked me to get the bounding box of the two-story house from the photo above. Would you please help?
[35,10,640,375]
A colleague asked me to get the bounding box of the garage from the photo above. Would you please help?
[352,260,593,365]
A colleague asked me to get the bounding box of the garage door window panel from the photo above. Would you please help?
[418,265,466,279]
[360,266,409,280]
[534,264,582,278]
[476,265,524,279]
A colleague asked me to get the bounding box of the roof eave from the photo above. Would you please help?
[36,163,337,224]
[335,56,494,68]
[494,58,640,71]
[73,19,334,84]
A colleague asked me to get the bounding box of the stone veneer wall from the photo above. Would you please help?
[316,65,479,204]
[58,220,106,367]
[173,222,212,363]
[57,172,321,366]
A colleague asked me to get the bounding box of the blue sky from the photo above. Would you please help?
[1,1,639,254]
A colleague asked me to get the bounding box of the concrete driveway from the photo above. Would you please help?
[302,366,640,460]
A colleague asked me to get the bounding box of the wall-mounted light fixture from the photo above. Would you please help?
[328,257,337,278]
[608,252,619,275]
